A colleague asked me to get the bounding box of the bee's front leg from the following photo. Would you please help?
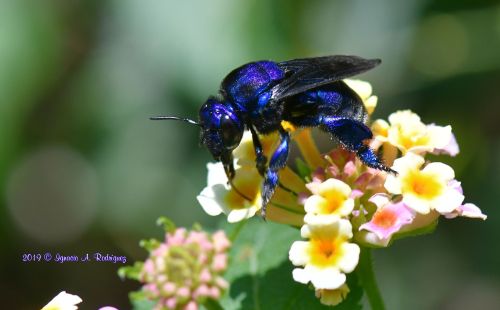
[261,127,290,219]
[249,126,267,176]
[221,152,236,181]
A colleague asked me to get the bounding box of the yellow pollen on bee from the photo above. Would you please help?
[281,121,296,132]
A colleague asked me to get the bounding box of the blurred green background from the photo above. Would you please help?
[1,0,499,308]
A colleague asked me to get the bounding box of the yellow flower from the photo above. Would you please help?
[304,178,354,218]
[42,291,82,310]
[197,163,304,225]
[344,79,378,115]
[315,284,350,306]
[385,153,464,214]
[374,110,453,155]
[289,216,360,289]
[293,128,325,169]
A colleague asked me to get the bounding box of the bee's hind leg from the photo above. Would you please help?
[320,116,396,174]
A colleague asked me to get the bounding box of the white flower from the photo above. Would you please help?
[289,216,360,289]
[344,79,378,115]
[197,162,304,225]
[373,110,455,155]
[304,178,354,218]
[385,153,464,214]
[42,291,82,310]
[197,163,262,222]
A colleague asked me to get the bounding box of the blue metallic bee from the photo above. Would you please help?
[152,55,395,218]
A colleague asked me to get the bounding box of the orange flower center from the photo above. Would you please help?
[372,209,397,228]
[309,239,343,267]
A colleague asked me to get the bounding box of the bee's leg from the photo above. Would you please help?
[261,126,290,219]
[249,126,267,176]
[320,116,396,174]
[249,126,296,197]
[222,152,236,181]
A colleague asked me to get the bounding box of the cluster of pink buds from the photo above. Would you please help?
[139,227,230,310]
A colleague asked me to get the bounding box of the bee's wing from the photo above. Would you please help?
[271,55,381,101]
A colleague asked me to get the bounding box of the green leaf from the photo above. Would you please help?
[203,298,225,310]
[219,218,360,309]
[130,291,156,310]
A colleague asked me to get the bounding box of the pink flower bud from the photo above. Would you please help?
[177,286,191,298]
[199,268,211,283]
[212,230,231,252]
[209,286,221,299]
[192,284,210,299]
[184,301,198,310]
[165,297,177,309]
[167,228,187,246]
[215,276,229,289]
[163,282,176,295]
[212,254,228,271]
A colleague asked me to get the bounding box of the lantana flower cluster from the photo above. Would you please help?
[122,221,231,310]
[197,79,486,306]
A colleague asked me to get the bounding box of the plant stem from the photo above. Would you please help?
[229,219,247,242]
[356,247,385,310]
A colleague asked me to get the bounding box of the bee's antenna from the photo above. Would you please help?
[150,116,200,126]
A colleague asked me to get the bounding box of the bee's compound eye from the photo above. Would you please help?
[220,115,243,150]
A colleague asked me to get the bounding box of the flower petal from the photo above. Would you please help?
[344,79,372,100]
[423,162,455,181]
[42,291,82,310]
[292,268,310,285]
[368,193,391,208]
[455,203,487,220]
[197,186,225,216]
[315,284,350,306]
[337,243,360,273]
[304,265,346,290]
[304,195,328,214]
[289,241,310,266]
[403,194,431,214]
[206,162,229,187]
[384,174,402,194]
[318,179,351,197]
[227,207,258,223]
[426,124,452,149]
[431,188,464,214]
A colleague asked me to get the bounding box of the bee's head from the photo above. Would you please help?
[198,97,243,162]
